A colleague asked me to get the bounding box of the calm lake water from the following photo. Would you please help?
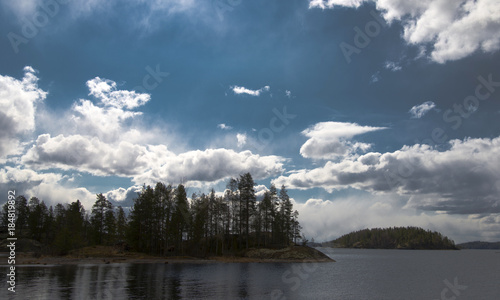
[1,248,499,299]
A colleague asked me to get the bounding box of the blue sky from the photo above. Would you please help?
[1,0,500,243]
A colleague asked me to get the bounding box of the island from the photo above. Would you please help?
[323,226,458,250]
[1,173,334,264]
[456,241,500,249]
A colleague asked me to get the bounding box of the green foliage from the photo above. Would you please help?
[27,197,49,242]
[53,200,87,255]
[332,227,458,250]
[90,193,115,245]
[115,206,127,242]
[0,173,301,257]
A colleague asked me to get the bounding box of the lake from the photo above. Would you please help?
[1,248,499,299]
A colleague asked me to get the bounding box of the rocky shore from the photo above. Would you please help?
[5,245,334,265]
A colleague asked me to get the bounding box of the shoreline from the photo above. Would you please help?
[1,252,334,266]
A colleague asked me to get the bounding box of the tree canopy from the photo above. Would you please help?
[0,173,302,257]
[330,227,457,250]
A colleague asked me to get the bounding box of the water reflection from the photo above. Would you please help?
[1,249,498,299]
[1,262,290,299]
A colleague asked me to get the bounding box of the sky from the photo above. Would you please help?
[1,0,500,243]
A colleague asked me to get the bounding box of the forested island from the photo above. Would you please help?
[457,241,500,249]
[1,173,333,263]
[326,227,458,250]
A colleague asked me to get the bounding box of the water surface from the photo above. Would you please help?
[1,248,499,299]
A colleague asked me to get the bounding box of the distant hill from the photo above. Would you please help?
[306,241,323,248]
[326,227,458,250]
[457,241,500,249]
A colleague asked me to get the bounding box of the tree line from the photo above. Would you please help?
[330,226,457,250]
[1,173,302,256]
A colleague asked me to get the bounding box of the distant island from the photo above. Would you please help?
[456,241,500,249]
[324,227,458,250]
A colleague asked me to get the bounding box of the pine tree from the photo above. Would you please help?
[128,185,155,253]
[279,185,293,246]
[238,173,256,249]
[115,206,127,243]
[27,197,49,241]
[90,193,115,245]
[15,195,29,235]
[172,184,190,254]
[226,178,239,237]
[260,191,273,246]
[54,200,86,254]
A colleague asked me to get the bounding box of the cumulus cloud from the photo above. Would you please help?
[134,148,286,186]
[52,76,155,144]
[275,136,500,215]
[310,0,500,63]
[231,85,270,97]
[0,66,46,159]
[21,132,284,187]
[299,121,387,160]
[0,166,96,209]
[105,185,143,206]
[0,166,61,185]
[28,76,175,154]
[409,101,436,118]
[0,68,285,197]
[87,77,150,109]
[254,184,270,198]
[22,134,156,177]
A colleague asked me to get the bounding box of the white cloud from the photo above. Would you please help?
[134,148,286,186]
[299,121,387,160]
[255,184,270,198]
[275,136,500,215]
[29,182,96,212]
[22,133,156,177]
[236,133,247,147]
[429,0,500,63]
[231,85,270,97]
[310,0,500,63]
[22,133,285,187]
[105,185,143,204]
[43,76,153,145]
[70,99,143,142]
[217,123,232,130]
[87,77,150,109]
[0,166,61,184]
[0,166,96,209]
[0,66,46,159]
[384,61,402,71]
[308,0,365,9]
[3,69,284,190]
[37,76,165,147]
[409,101,436,118]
